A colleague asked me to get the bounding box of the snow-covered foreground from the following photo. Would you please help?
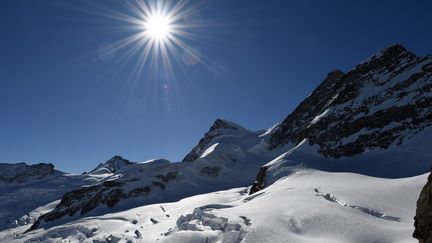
[2,169,425,243]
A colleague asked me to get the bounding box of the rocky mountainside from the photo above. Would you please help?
[414,172,432,243]
[269,44,432,158]
[250,44,432,194]
[0,163,55,184]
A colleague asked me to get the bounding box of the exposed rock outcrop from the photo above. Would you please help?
[27,180,152,232]
[414,173,432,243]
[249,166,268,195]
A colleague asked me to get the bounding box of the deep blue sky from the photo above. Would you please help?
[1,0,431,173]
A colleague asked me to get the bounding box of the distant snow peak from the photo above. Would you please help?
[211,118,247,131]
[182,118,250,162]
[0,162,55,184]
[89,155,134,175]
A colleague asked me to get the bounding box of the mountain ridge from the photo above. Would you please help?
[0,162,56,184]
[269,43,432,158]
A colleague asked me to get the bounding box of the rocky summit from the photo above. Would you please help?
[270,44,432,158]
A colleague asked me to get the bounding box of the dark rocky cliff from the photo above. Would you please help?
[414,173,432,243]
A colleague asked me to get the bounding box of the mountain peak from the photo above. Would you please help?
[361,43,416,67]
[381,43,408,55]
[210,118,247,132]
[110,155,126,161]
[182,118,250,162]
[89,155,134,174]
[326,70,345,79]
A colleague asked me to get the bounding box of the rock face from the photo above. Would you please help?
[0,163,55,183]
[269,70,345,147]
[269,44,432,158]
[27,180,152,232]
[249,166,268,195]
[414,173,432,243]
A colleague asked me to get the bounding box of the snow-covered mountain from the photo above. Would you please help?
[269,44,432,158]
[0,163,55,184]
[1,44,431,242]
[182,119,257,162]
[250,44,432,194]
[0,156,135,231]
[27,118,280,232]
[88,155,135,175]
[0,163,105,231]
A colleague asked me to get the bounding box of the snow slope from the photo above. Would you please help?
[1,169,426,243]
[249,127,432,195]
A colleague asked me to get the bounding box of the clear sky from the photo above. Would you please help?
[1,0,431,173]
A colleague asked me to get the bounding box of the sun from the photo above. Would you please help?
[142,14,173,41]
[96,0,212,81]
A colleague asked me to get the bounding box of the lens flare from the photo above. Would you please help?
[90,0,224,108]
[93,0,203,78]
